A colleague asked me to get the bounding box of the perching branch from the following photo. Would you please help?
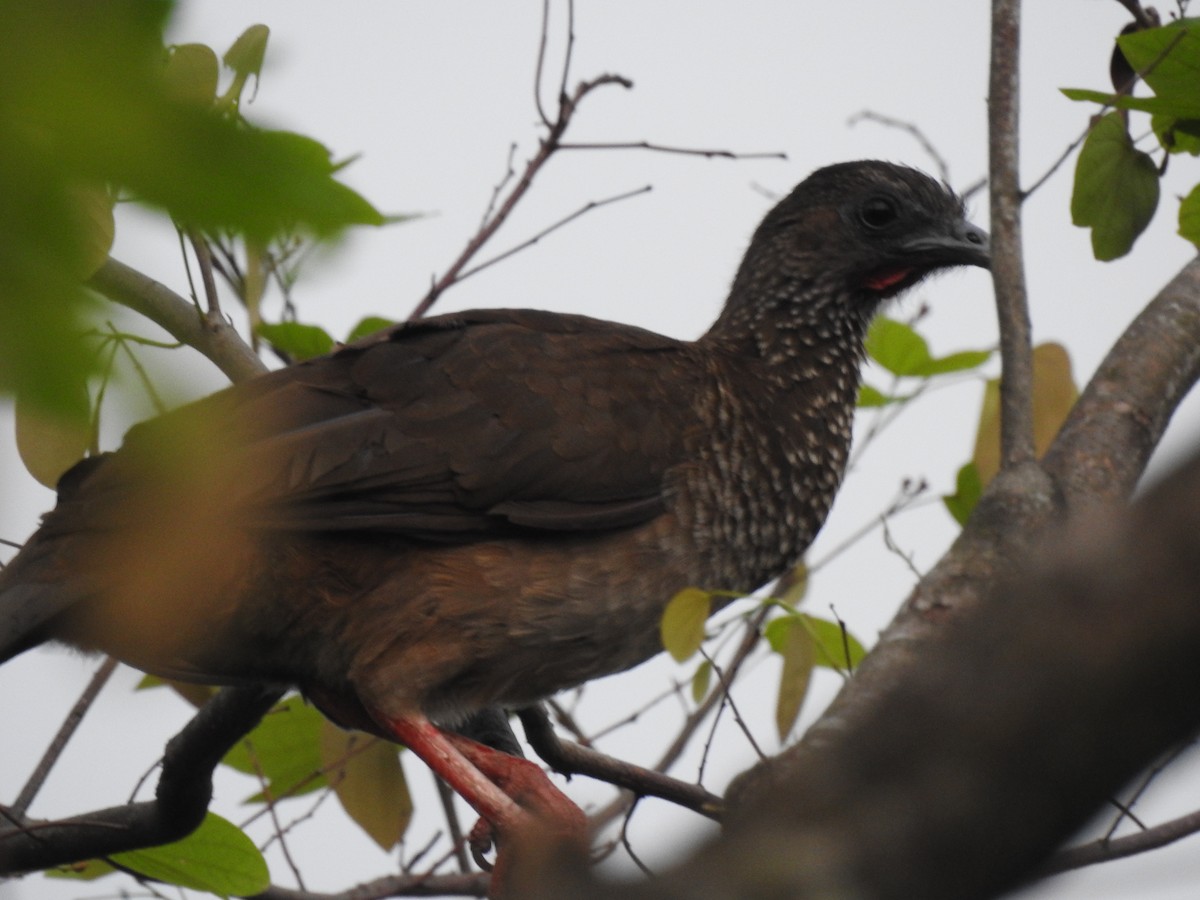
[0,685,281,874]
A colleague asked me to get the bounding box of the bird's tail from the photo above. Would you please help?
[0,533,83,666]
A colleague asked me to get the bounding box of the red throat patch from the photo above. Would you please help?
[865,268,913,291]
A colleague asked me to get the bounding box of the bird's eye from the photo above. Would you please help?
[858,195,899,230]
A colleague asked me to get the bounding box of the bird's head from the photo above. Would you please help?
[714,161,989,345]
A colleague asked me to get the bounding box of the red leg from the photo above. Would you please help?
[444,732,587,834]
[383,714,530,833]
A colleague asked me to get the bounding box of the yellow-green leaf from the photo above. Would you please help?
[943,462,983,527]
[764,616,816,740]
[661,587,711,662]
[319,720,412,850]
[691,660,713,703]
[164,43,219,106]
[15,375,91,488]
[971,343,1078,486]
[223,696,328,800]
[111,812,269,896]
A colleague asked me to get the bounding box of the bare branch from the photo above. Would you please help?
[989,0,1037,471]
[558,142,786,161]
[456,185,651,286]
[88,258,266,384]
[847,110,952,185]
[12,656,117,817]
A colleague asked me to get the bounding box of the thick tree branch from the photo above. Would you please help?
[88,257,267,384]
[988,0,1036,470]
[1042,256,1200,508]
[521,438,1200,899]
[0,685,281,874]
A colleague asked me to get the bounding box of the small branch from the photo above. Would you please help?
[88,258,266,384]
[252,872,489,899]
[407,73,633,321]
[1112,0,1160,30]
[1038,805,1200,877]
[847,111,952,184]
[988,0,1037,471]
[12,656,117,817]
[455,185,652,286]
[517,707,723,821]
[558,142,786,161]
[187,230,222,318]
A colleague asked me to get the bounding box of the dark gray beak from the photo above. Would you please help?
[903,220,991,270]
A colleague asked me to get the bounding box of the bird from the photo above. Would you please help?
[0,160,988,891]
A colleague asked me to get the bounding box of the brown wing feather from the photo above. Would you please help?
[69,309,699,541]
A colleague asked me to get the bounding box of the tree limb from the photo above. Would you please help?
[0,684,281,874]
[88,257,266,384]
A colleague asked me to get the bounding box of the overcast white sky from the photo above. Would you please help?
[4,3,1200,899]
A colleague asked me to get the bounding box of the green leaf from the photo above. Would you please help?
[222,24,271,108]
[347,315,397,342]
[1118,19,1200,103]
[257,322,335,360]
[919,348,993,376]
[865,317,931,376]
[320,721,412,850]
[1071,112,1160,260]
[691,660,713,703]
[223,696,329,800]
[1180,183,1200,247]
[943,462,983,527]
[111,812,269,895]
[1153,114,1200,155]
[660,587,711,662]
[1061,87,1200,119]
[857,383,892,407]
[46,859,117,881]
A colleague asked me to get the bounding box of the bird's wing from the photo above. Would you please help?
[66,309,700,541]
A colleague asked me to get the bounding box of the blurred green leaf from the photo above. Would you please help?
[1071,112,1159,260]
[866,317,930,376]
[661,587,711,662]
[691,659,712,703]
[1180,183,1200,247]
[111,812,269,895]
[223,696,328,800]
[164,43,220,106]
[944,462,983,526]
[857,383,892,407]
[919,348,993,376]
[222,24,270,107]
[15,368,91,488]
[46,859,117,882]
[258,321,335,360]
[1118,19,1200,104]
[347,315,397,342]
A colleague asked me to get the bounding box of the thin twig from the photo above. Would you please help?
[847,111,952,184]
[407,72,634,321]
[13,657,118,817]
[456,185,652,285]
[559,141,786,161]
[187,231,222,319]
[988,0,1037,470]
[434,774,472,874]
